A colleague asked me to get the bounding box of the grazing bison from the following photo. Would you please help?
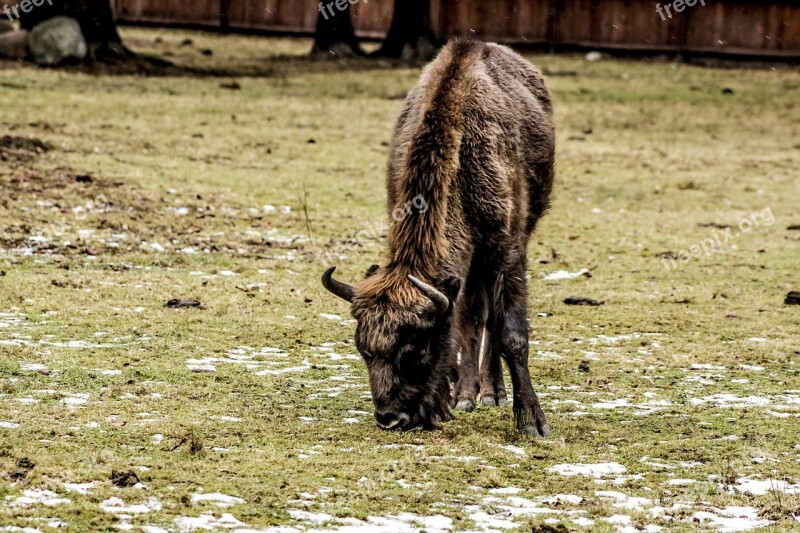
[322,39,555,436]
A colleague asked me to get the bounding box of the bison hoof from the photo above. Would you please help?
[515,408,551,438]
[455,399,476,412]
[520,423,551,438]
[480,393,508,407]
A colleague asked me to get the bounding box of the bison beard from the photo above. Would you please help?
[322,39,555,436]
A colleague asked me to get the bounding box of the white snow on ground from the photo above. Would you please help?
[191,492,246,507]
[590,397,672,415]
[184,345,355,377]
[7,489,70,507]
[43,339,124,349]
[691,363,726,371]
[209,416,243,423]
[464,492,594,531]
[605,514,632,525]
[2,312,143,356]
[0,421,20,429]
[60,393,90,406]
[255,362,313,376]
[288,510,333,525]
[548,463,627,477]
[174,512,246,530]
[63,482,96,494]
[589,332,661,345]
[314,513,453,533]
[543,268,590,280]
[100,497,162,515]
[739,365,765,371]
[16,398,39,404]
[20,363,47,372]
[141,527,169,533]
[489,487,523,495]
[185,345,298,374]
[595,490,652,510]
[537,494,583,505]
[501,445,526,456]
[688,393,800,410]
[248,491,594,532]
[691,506,771,532]
[727,478,800,495]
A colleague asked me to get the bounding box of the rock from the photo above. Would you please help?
[785,291,800,305]
[28,16,87,66]
[0,30,28,60]
[585,51,603,62]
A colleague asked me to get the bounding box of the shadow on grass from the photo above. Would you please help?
[0,50,429,79]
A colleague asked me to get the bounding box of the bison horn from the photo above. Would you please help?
[322,266,355,302]
[408,275,450,315]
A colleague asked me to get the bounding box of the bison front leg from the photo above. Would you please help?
[489,259,550,437]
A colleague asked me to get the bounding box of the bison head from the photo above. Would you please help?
[322,266,459,431]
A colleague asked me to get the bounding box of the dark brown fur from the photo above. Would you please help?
[327,39,555,435]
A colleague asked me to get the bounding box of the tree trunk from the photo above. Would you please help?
[375,0,437,61]
[311,1,364,58]
[19,0,131,60]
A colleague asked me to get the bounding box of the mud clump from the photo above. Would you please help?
[0,136,52,164]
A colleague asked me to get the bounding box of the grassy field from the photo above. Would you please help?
[1,27,799,532]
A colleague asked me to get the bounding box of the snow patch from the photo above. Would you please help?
[100,497,162,515]
[191,492,245,507]
[544,268,590,281]
[548,463,627,478]
[691,506,771,532]
[8,489,71,507]
[64,482,96,494]
[728,478,800,496]
[174,512,246,530]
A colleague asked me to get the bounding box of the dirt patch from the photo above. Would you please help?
[0,136,51,164]
[165,298,206,310]
[110,469,141,487]
[0,162,307,261]
[564,296,604,306]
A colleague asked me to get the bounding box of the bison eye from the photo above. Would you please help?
[398,344,425,366]
[397,344,416,359]
[360,349,374,362]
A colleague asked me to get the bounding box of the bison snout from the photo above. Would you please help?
[374,410,411,431]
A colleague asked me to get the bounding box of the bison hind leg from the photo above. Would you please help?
[479,329,507,407]
[451,274,488,412]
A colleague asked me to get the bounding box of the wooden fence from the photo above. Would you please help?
[114,0,800,59]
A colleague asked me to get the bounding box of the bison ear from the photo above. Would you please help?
[364,264,380,278]
[442,277,461,302]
